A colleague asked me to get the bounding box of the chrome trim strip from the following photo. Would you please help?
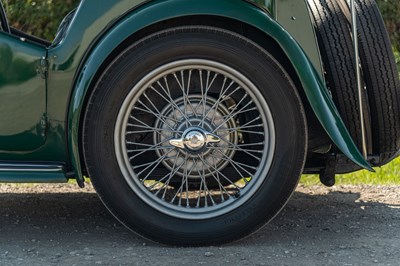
[351,0,367,158]
[0,163,64,172]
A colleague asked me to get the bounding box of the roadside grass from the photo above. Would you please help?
[301,157,400,186]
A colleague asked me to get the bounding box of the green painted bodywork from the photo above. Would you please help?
[0,169,67,183]
[0,33,46,152]
[0,162,66,183]
[276,0,324,79]
[0,0,372,183]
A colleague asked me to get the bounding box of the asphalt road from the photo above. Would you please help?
[0,183,399,266]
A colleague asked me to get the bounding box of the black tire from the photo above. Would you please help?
[308,0,364,152]
[341,0,400,165]
[83,26,307,246]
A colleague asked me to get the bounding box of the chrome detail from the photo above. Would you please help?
[36,57,49,79]
[169,127,221,151]
[0,163,64,172]
[351,0,367,158]
[184,130,205,150]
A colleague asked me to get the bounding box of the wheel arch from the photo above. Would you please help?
[68,0,372,183]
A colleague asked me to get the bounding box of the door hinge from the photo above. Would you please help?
[37,57,48,79]
[40,113,48,137]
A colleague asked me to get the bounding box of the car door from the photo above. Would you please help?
[0,32,47,152]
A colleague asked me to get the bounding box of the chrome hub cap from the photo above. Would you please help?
[169,127,221,152]
[183,129,206,151]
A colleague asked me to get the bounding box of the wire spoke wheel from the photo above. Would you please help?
[84,26,307,245]
[115,59,275,219]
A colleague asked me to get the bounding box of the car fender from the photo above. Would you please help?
[68,0,372,182]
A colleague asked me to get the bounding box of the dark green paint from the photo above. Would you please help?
[0,33,46,152]
[0,172,66,183]
[0,169,67,183]
[276,0,324,79]
[0,33,67,163]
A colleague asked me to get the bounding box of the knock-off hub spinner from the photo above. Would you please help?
[169,127,221,152]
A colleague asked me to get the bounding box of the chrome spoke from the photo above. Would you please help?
[169,155,189,205]
[218,130,265,140]
[126,128,180,135]
[128,116,177,139]
[213,106,258,122]
[218,138,262,161]
[137,148,176,181]
[216,116,262,134]
[128,138,173,160]
[203,81,239,125]
[195,71,218,124]
[173,71,197,120]
[155,153,182,189]
[196,153,241,190]
[214,142,265,148]
[182,70,198,116]
[230,129,264,135]
[127,146,175,153]
[208,152,246,185]
[149,84,179,121]
[212,149,256,177]
[153,153,185,199]
[133,155,176,171]
[207,155,233,200]
[137,97,176,132]
[196,154,216,207]
[134,106,180,123]
[210,155,230,202]
[208,146,263,155]
[213,98,255,133]
[198,70,204,119]
[126,139,171,147]
[157,78,191,123]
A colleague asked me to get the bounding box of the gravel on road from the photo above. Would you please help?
[0,183,399,266]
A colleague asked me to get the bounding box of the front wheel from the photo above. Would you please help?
[83,26,307,246]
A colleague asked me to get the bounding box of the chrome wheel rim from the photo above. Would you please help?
[115,59,275,219]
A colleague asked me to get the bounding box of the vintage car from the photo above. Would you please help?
[0,0,399,245]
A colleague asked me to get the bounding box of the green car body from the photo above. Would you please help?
[0,0,372,184]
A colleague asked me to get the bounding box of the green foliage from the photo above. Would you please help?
[377,0,400,52]
[1,0,80,41]
[394,49,400,73]
[376,1,400,71]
